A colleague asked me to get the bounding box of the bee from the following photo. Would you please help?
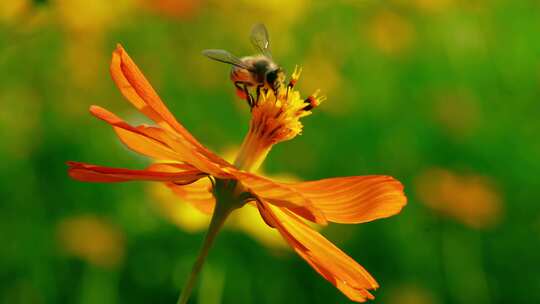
[202,23,285,107]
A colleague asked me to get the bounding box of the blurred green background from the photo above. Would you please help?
[2,0,540,303]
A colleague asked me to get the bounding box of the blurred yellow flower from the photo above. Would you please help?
[235,0,309,30]
[412,0,455,14]
[55,0,132,33]
[414,168,503,229]
[209,0,309,56]
[386,284,438,304]
[367,11,416,56]
[138,0,204,19]
[150,181,211,232]
[0,0,29,24]
[56,0,133,86]
[56,215,125,268]
[300,51,347,114]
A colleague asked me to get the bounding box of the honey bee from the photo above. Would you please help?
[202,23,284,107]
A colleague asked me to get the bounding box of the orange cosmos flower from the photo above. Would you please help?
[67,44,407,303]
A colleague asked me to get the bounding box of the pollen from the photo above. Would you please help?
[252,68,323,145]
[234,68,325,172]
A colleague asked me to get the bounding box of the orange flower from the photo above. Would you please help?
[67,45,407,302]
[149,147,302,249]
[415,168,502,229]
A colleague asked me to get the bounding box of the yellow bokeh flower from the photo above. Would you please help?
[386,284,438,304]
[56,215,125,268]
[415,168,503,229]
[366,10,416,56]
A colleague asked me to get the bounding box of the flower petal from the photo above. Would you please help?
[286,175,407,224]
[90,105,181,161]
[67,161,206,183]
[148,129,232,178]
[257,201,378,302]
[90,105,232,178]
[110,44,232,172]
[111,44,190,137]
[230,170,327,225]
[165,179,215,214]
[148,163,216,214]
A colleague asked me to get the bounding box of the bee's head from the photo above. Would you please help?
[265,68,285,90]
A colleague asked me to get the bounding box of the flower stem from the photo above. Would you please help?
[176,204,231,304]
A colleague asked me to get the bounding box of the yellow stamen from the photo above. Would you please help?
[234,69,325,172]
[291,65,302,81]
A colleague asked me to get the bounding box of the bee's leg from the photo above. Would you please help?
[243,84,255,107]
[235,82,254,107]
[234,81,248,100]
[272,82,281,94]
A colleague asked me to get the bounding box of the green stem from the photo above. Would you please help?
[176,204,231,304]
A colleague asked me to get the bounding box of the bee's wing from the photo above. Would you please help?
[250,23,272,58]
[202,49,250,69]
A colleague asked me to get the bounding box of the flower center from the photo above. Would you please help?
[234,67,325,172]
